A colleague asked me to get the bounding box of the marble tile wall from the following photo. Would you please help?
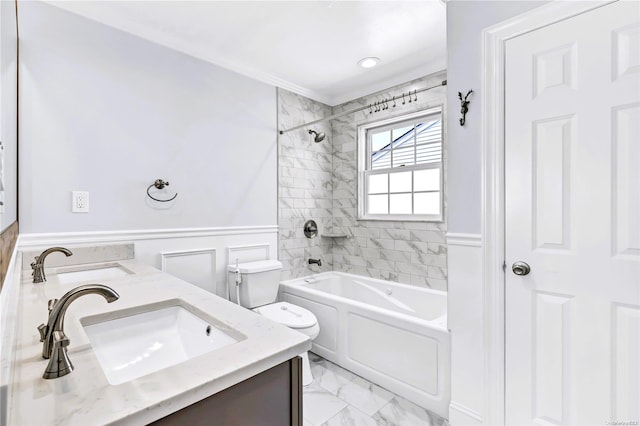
[277,71,448,290]
[330,72,448,291]
[277,89,334,280]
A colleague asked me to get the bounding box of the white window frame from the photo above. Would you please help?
[357,107,444,222]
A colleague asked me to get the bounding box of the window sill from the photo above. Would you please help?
[357,214,443,223]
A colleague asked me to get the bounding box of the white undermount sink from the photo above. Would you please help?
[56,264,132,284]
[81,299,244,385]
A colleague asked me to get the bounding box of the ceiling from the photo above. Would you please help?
[46,1,447,106]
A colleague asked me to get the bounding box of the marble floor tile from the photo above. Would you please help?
[305,353,446,426]
[334,376,395,417]
[309,352,324,364]
[311,359,357,394]
[323,405,379,426]
[303,381,349,426]
[373,397,446,426]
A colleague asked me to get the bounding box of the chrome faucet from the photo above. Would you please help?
[31,247,73,283]
[308,258,322,267]
[37,284,119,379]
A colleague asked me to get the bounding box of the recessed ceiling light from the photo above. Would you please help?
[358,57,379,69]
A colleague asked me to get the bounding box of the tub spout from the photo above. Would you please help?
[308,258,322,267]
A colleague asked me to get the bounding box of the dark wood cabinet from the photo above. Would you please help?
[151,357,302,426]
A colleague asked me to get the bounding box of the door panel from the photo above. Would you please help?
[505,2,640,425]
[613,103,640,257]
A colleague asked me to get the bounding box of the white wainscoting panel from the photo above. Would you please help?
[447,233,484,425]
[19,226,278,299]
[161,248,216,294]
[227,243,271,266]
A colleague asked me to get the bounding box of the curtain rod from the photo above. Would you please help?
[278,80,447,135]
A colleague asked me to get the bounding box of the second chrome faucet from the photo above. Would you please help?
[31,247,73,283]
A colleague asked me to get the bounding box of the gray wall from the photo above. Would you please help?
[445,2,550,423]
[18,2,277,233]
[446,0,547,234]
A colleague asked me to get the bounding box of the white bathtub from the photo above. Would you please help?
[279,271,450,418]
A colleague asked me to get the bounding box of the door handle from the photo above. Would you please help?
[512,261,531,276]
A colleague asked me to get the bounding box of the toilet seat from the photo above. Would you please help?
[253,302,317,329]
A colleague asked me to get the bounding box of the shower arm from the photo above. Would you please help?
[278,80,447,135]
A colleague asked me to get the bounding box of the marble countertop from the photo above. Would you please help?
[5,256,310,425]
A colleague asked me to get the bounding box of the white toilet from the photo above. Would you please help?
[227,259,319,386]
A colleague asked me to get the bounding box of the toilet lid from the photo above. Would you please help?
[254,302,317,329]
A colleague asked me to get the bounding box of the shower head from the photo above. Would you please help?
[308,129,326,143]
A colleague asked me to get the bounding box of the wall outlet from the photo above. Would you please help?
[72,191,89,213]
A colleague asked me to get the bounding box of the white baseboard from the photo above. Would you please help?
[449,401,483,426]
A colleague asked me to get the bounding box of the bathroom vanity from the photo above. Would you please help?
[0,245,309,425]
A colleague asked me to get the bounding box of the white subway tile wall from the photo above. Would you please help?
[278,71,448,290]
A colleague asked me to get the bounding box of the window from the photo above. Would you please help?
[358,108,443,221]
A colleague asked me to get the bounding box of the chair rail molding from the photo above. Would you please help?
[481,1,613,425]
[446,233,482,247]
[18,225,278,247]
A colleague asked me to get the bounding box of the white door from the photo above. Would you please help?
[505,2,640,425]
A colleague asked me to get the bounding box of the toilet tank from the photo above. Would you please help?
[227,260,283,308]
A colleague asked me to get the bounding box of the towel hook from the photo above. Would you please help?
[458,89,474,126]
[147,179,178,202]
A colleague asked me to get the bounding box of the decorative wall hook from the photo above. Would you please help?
[392,96,396,107]
[147,179,178,202]
[413,90,417,102]
[458,90,473,126]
